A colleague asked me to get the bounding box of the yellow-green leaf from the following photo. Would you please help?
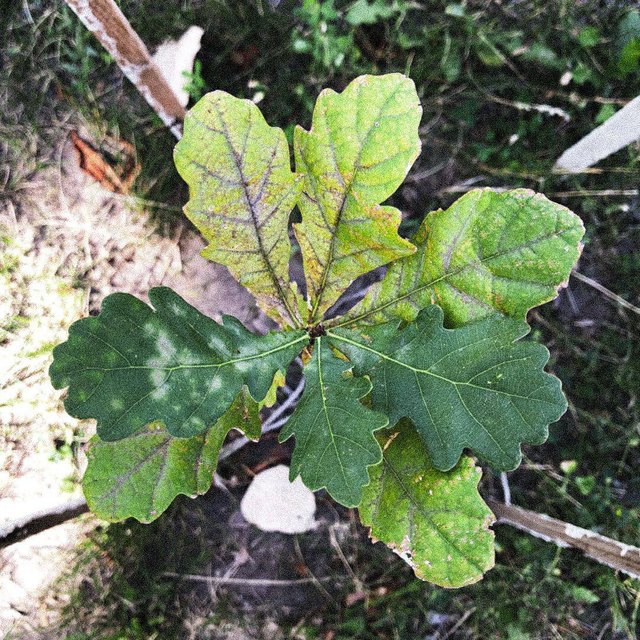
[344,188,585,328]
[83,389,261,523]
[294,74,421,321]
[359,422,495,587]
[174,91,303,326]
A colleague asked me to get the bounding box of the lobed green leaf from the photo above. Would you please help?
[344,188,585,328]
[330,305,567,471]
[50,287,306,441]
[294,74,421,321]
[174,91,303,326]
[359,421,495,588]
[83,389,261,523]
[279,337,389,506]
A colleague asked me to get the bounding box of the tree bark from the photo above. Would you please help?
[64,0,185,138]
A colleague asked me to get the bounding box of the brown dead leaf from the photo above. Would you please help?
[70,131,140,194]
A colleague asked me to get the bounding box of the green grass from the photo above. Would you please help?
[3,0,640,638]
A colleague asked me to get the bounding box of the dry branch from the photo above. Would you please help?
[4,492,640,584]
[0,497,89,550]
[555,95,640,172]
[64,0,185,138]
[488,500,640,580]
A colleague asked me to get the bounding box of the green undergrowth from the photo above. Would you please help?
[4,1,640,223]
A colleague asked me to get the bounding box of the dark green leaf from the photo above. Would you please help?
[279,337,389,506]
[330,306,566,471]
[50,287,307,441]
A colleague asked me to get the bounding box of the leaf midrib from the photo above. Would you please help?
[207,102,299,327]
[308,82,406,322]
[94,437,170,508]
[63,333,309,375]
[315,337,351,497]
[327,330,552,403]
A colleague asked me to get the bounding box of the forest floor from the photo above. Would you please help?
[1,1,640,639]
[0,117,267,636]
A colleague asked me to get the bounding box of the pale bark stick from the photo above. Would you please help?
[554,95,640,172]
[5,493,640,583]
[488,499,640,579]
[64,0,186,138]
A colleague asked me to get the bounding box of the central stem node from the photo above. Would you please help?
[308,323,326,339]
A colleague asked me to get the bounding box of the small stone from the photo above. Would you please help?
[240,465,316,534]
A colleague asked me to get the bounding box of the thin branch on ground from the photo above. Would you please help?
[500,472,511,506]
[572,270,640,317]
[162,572,342,586]
[553,189,639,198]
[488,500,640,580]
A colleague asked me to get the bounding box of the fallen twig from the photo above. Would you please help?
[0,497,89,550]
[64,0,185,138]
[552,189,639,198]
[572,271,640,317]
[488,500,640,580]
[162,572,341,586]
